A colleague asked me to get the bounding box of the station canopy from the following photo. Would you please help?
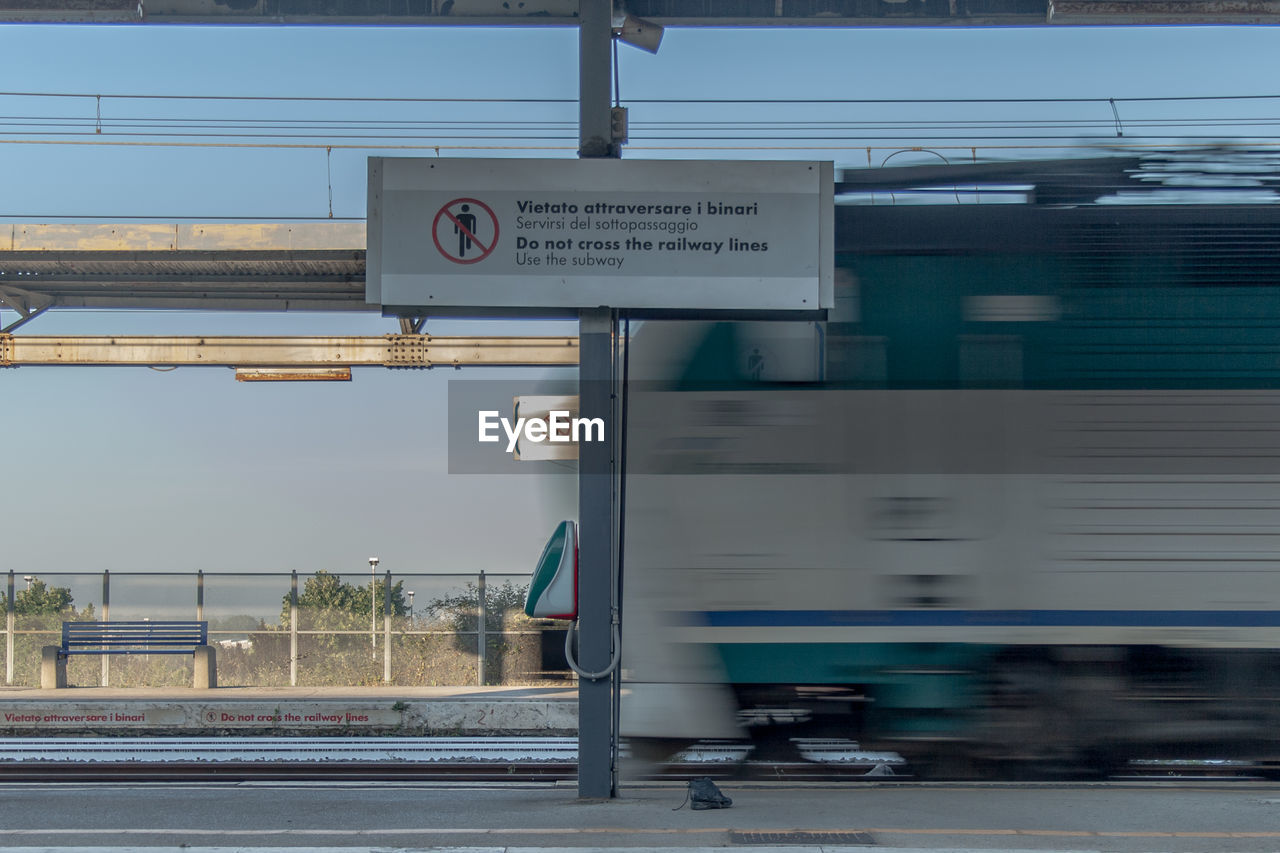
[1,0,1277,26]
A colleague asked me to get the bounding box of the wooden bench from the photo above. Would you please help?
[41,621,217,689]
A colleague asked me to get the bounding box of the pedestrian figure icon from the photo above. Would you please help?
[432,197,500,265]
[747,347,765,380]
[454,204,478,258]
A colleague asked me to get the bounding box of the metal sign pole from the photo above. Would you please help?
[576,308,616,800]
[578,0,616,162]
[577,0,619,801]
[363,4,828,803]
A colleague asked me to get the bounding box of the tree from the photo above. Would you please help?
[425,580,529,632]
[425,580,532,684]
[0,578,75,615]
[279,570,408,628]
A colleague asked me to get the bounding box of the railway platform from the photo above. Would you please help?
[3,777,1280,853]
[0,684,577,736]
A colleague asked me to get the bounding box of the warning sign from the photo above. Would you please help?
[432,197,499,265]
[368,158,834,315]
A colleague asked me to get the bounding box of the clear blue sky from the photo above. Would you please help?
[2,22,1279,578]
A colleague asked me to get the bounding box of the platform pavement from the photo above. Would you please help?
[0,685,578,735]
[0,845,1090,850]
[2,779,1280,852]
[0,849,1097,853]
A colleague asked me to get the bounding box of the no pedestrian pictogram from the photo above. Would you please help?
[433,197,499,265]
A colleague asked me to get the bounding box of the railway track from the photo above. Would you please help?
[0,736,901,782]
[0,737,1269,783]
[0,737,573,783]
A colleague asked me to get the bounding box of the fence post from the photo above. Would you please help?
[290,571,298,688]
[5,571,13,686]
[101,570,110,687]
[383,569,392,683]
[477,570,487,686]
[196,570,204,622]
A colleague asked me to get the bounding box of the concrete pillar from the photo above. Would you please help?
[383,569,392,684]
[193,645,217,689]
[40,646,67,689]
[101,570,110,687]
[478,570,487,685]
[290,571,298,687]
[6,572,14,686]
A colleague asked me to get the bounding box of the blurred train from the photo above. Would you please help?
[615,152,1280,777]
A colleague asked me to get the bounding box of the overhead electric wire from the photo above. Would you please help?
[0,213,366,220]
[4,126,1280,143]
[0,90,579,104]
[9,133,1280,143]
[4,88,1280,149]
[7,140,1280,155]
[0,119,581,130]
[2,114,1278,146]
[4,89,1280,105]
[4,89,1276,221]
[628,94,1280,104]
[10,118,1280,134]
[0,130,580,140]
[0,139,575,149]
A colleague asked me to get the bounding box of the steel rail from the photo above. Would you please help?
[0,736,902,782]
[1,736,1268,783]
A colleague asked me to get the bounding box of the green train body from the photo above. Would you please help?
[618,196,1280,774]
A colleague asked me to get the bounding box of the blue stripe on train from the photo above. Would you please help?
[698,609,1280,628]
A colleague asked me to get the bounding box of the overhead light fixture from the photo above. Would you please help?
[612,13,663,53]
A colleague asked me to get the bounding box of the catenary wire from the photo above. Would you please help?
[4,90,1280,104]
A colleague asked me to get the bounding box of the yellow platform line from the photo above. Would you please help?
[869,828,1280,839]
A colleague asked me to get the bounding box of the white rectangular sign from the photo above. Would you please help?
[367,158,833,316]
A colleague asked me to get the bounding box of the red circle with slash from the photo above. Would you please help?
[432,197,500,265]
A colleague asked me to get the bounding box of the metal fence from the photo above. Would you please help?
[1,569,566,688]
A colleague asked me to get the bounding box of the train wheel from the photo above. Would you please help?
[904,747,990,781]
[977,657,1089,778]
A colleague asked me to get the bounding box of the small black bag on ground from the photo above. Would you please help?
[688,776,732,810]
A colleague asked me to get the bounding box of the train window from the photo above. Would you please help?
[883,573,974,610]
[964,294,1061,323]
